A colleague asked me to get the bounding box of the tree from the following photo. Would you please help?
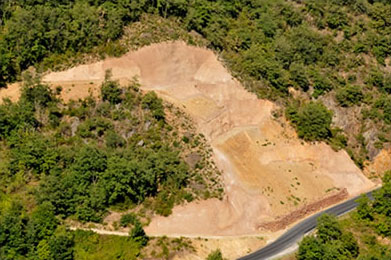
[20,72,56,108]
[48,231,74,260]
[340,232,359,258]
[26,202,58,245]
[289,62,310,91]
[336,85,364,107]
[297,236,324,260]
[311,70,333,98]
[373,172,391,216]
[0,203,29,259]
[141,91,165,120]
[356,194,373,221]
[101,70,122,104]
[36,240,51,260]
[129,221,148,246]
[317,214,342,243]
[298,214,359,260]
[287,102,333,141]
[0,100,37,140]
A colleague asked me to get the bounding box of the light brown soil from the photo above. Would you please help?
[364,148,391,178]
[259,188,348,232]
[173,237,267,260]
[0,41,375,237]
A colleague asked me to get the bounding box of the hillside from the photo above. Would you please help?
[1,0,391,259]
[0,42,376,259]
[17,41,372,237]
[1,0,391,169]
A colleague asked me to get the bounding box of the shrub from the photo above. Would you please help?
[119,213,137,227]
[335,85,363,107]
[287,102,333,141]
[101,71,122,104]
[206,249,224,260]
[129,221,148,246]
[105,131,125,148]
[289,63,310,91]
[141,91,165,120]
[311,71,333,98]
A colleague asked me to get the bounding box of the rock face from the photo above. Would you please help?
[364,149,391,177]
[0,41,375,236]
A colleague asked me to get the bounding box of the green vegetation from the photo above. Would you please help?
[298,214,359,260]
[286,102,333,141]
[206,249,224,260]
[0,73,221,259]
[2,0,391,257]
[2,0,391,166]
[336,85,364,107]
[119,213,137,228]
[297,172,391,259]
[0,202,74,260]
[73,231,140,260]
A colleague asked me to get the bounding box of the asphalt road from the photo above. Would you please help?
[238,188,379,260]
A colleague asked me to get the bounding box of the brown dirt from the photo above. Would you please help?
[258,188,348,232]
[364,148,391,177]
[0,41,375,237]
[173,237,266,260]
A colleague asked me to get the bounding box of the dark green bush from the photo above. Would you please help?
[336,85,364,107]
[287,102,333,141]
[119,213,137,227]
[101,71,122,105]
[129,221,148,246]
[105,131,125,148]
[311,71,333,98]
[141,91,165,120]
[289,63,310,91]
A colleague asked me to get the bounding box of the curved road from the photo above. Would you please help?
[238,188,379,260]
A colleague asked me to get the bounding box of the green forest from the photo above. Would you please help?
[1,0,391,259]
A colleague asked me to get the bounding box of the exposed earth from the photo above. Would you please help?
[0,42,375,238]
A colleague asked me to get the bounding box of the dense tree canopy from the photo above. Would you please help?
[297,214,359,260]
[286,102,333,141]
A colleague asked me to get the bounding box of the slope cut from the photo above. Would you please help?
[0,41,375,236]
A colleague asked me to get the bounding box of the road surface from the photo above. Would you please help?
[238,188,379,260]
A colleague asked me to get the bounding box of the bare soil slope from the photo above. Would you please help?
[0,41,375,236]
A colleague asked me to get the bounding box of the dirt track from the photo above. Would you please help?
[0,41,375,236]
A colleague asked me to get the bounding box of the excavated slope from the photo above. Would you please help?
[0,41,375,236]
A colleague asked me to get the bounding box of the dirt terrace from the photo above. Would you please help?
[0,41,375,236]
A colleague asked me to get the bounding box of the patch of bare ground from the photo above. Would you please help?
[172,236,267,260]
[259,188,348,232]
[0,41,375,237]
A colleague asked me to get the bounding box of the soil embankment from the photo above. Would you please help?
[0,41,375,236]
